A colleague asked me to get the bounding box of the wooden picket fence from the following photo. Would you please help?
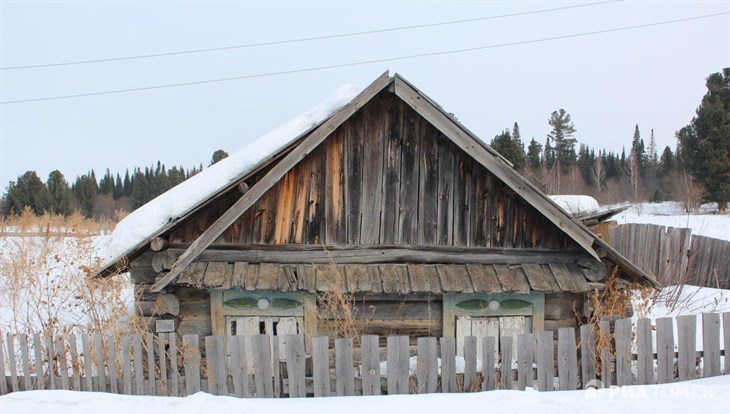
[1,312,729,397]
[609,223,730,289]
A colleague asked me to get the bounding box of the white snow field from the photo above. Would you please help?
[1,376,727,414]
[610,201,729,242]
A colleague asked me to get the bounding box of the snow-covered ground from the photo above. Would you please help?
[2,376,727,414]
[609,201,729,242]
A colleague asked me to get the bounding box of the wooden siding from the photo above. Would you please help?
[169,91,577,251]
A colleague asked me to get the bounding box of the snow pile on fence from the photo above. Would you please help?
[104,84,359,266]
[548,195,600,216]
[2,376,728,414]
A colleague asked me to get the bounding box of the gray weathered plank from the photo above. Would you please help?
[6,334,19,392]
[132,335,144,395]
[19,334,32,391]
[387,336,409,395]
[33,333,45,390]
[284,334,306,398]
[482,336,496,391]
[463,336,478,391]
[205,335,228,396]
[614,318,632,386]
[95,333,106,393]
[157,333,167,396]
[81,334,93,391]
[121,336,132,394]
[67,334,81,391]
[107,335,118,394]
[677,314,697,381]
[516,333,533,390]
[724,312,730,375]
[557,327,578,390]
[537,331,554,392]
[500,335,513,390]
[440,336,457,393]
[335,338,355,396]
[169,333,180,397]
[702,313,721,377]
[416,337,437,393]
[251,334,274,398]
[55,336,69,390]
[598,320,612,387]
[361,335,381,395]
[656,317,674,384]
[580,324,597,387]
[312,336,330,397]
[636,318,654,385]
[182,334,201,395]
[0,332,7,395]
[46,335,56,390]
[145,333,156,395]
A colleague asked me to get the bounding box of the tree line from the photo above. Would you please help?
[1,69,727,218]
[1,150,229,218]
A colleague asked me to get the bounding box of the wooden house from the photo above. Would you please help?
[99,72,658,357]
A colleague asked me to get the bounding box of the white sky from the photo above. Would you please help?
[1,0,728,188]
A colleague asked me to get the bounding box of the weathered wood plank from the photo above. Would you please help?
[636,318,654,385]
[132,335,144,395]
[500,335,513,390]
[416,337,438,393]
[557,327,578,390]
[0,332,7,395]
[599,320,613,387]
[656,317,674,384]
[463,336,478,391]
[182,334,201,395]
[312,336,330,397]
[284,334,305,398]
[55,336,69,390]
[537,331,554,391]
[386,336,409,395]
[33,333,45,390]
[169,333,180,397]
[67,335,81,391]
[724,312,730,375]
[46,335,56,390]
[482,336,496,391]
[251,334,274,398]
[121,336,132,394]
[361,335,381,396]
[677,314,697,381]
[380,96,401,245]
[107,335,118,394]
[516,333,533,390]
[7,334,20,392]
[335,338,355,396]
[440,336,456,393]
[19,334,32,391]
[94,333,106,393]
[614,318,632,386]
[397,103,421,244]
[580,324,597,386]
[702,313,721,377]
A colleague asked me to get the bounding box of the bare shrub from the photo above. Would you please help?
[671,170,703,213]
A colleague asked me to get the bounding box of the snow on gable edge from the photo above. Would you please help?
[103,84,361,267]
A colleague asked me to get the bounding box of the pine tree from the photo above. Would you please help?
[527,138,542,169]
[113,174,124,199]
[210,149,229,166]
[123,170,132,197]
[547,109,577,192]
[677,68,730,211]
[3,171,49,215]
[46,170,72,215]
[490,128,526,171]
[659,146,675,176]
[72,172,98,217]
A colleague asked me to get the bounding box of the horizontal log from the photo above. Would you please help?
[319,302,442,320]
[160,245,587,265]
[150,237,169,252]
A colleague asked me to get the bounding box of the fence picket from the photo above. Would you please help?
[33,333,45,390]
[724,312,730,375]
[182,334,201,395]
[205,335,227,396]
[146,333,156,395]
[132,335,144,395]
[95,333,106,393]
[361,335,380,395]
[677,315,697,381]
[598,320,612,387]
[335,338,355,396]
[169,333,179,397]
[46,335,56,390]
[482,336,496,391]
[55,336,69,390]
[251,334,273,398]
[656,317,674,384]
[1,333,10,394]
[537,331,554,392]
[7,334,19,392]
[702,313,721,377]
[387,336,409,395]
[614,318,632,386]
[440,337,456,393]
[284,334,305,398]
[416,337,437,394]
[580,325,596,386]
[312,336,330,397]
[121,336,132,394]
[68,334,81,391]
[516,333,533,390]
[19,334,32,391]
[157,333,167,396]
[636,318,654,385]
[107,335,118,394]
[557,328,578,390]
[500,336,513,390]
[81,334,93,391]
[463,336,477,392]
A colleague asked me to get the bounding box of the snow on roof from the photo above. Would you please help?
[548,195,600,216]
[104,84,360,267]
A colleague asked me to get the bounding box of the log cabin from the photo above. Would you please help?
[98,72,658,358]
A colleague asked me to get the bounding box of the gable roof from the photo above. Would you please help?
[99,72,659,290]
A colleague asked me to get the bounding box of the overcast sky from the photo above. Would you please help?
[1,0,728,189]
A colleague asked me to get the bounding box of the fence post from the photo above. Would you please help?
[416,337,437,394]
[580,325,596,387]
[636,318,655,385]
[182,334,201,395]
[335,338,355,396]
[677,315,697,381]
[614,318,632,386]
[387,336,409,395]
[656,317,674,383]
[7,334,20,392]
[557,328,578,390]
[500,336,513,390]
[82,334,93,391]
[536,331,554,391]
[702,313,721,377]
[33,333,45,391]
[440,337,456,393]
[68,334,81,391]
[284,334,305,398]
[482,336,496,391]
[598,320,613,387]
[19,334,32,391]
[252,334,274,398]
[516,333,533,390]
[311,336,330,397]
[361,335,380,396]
